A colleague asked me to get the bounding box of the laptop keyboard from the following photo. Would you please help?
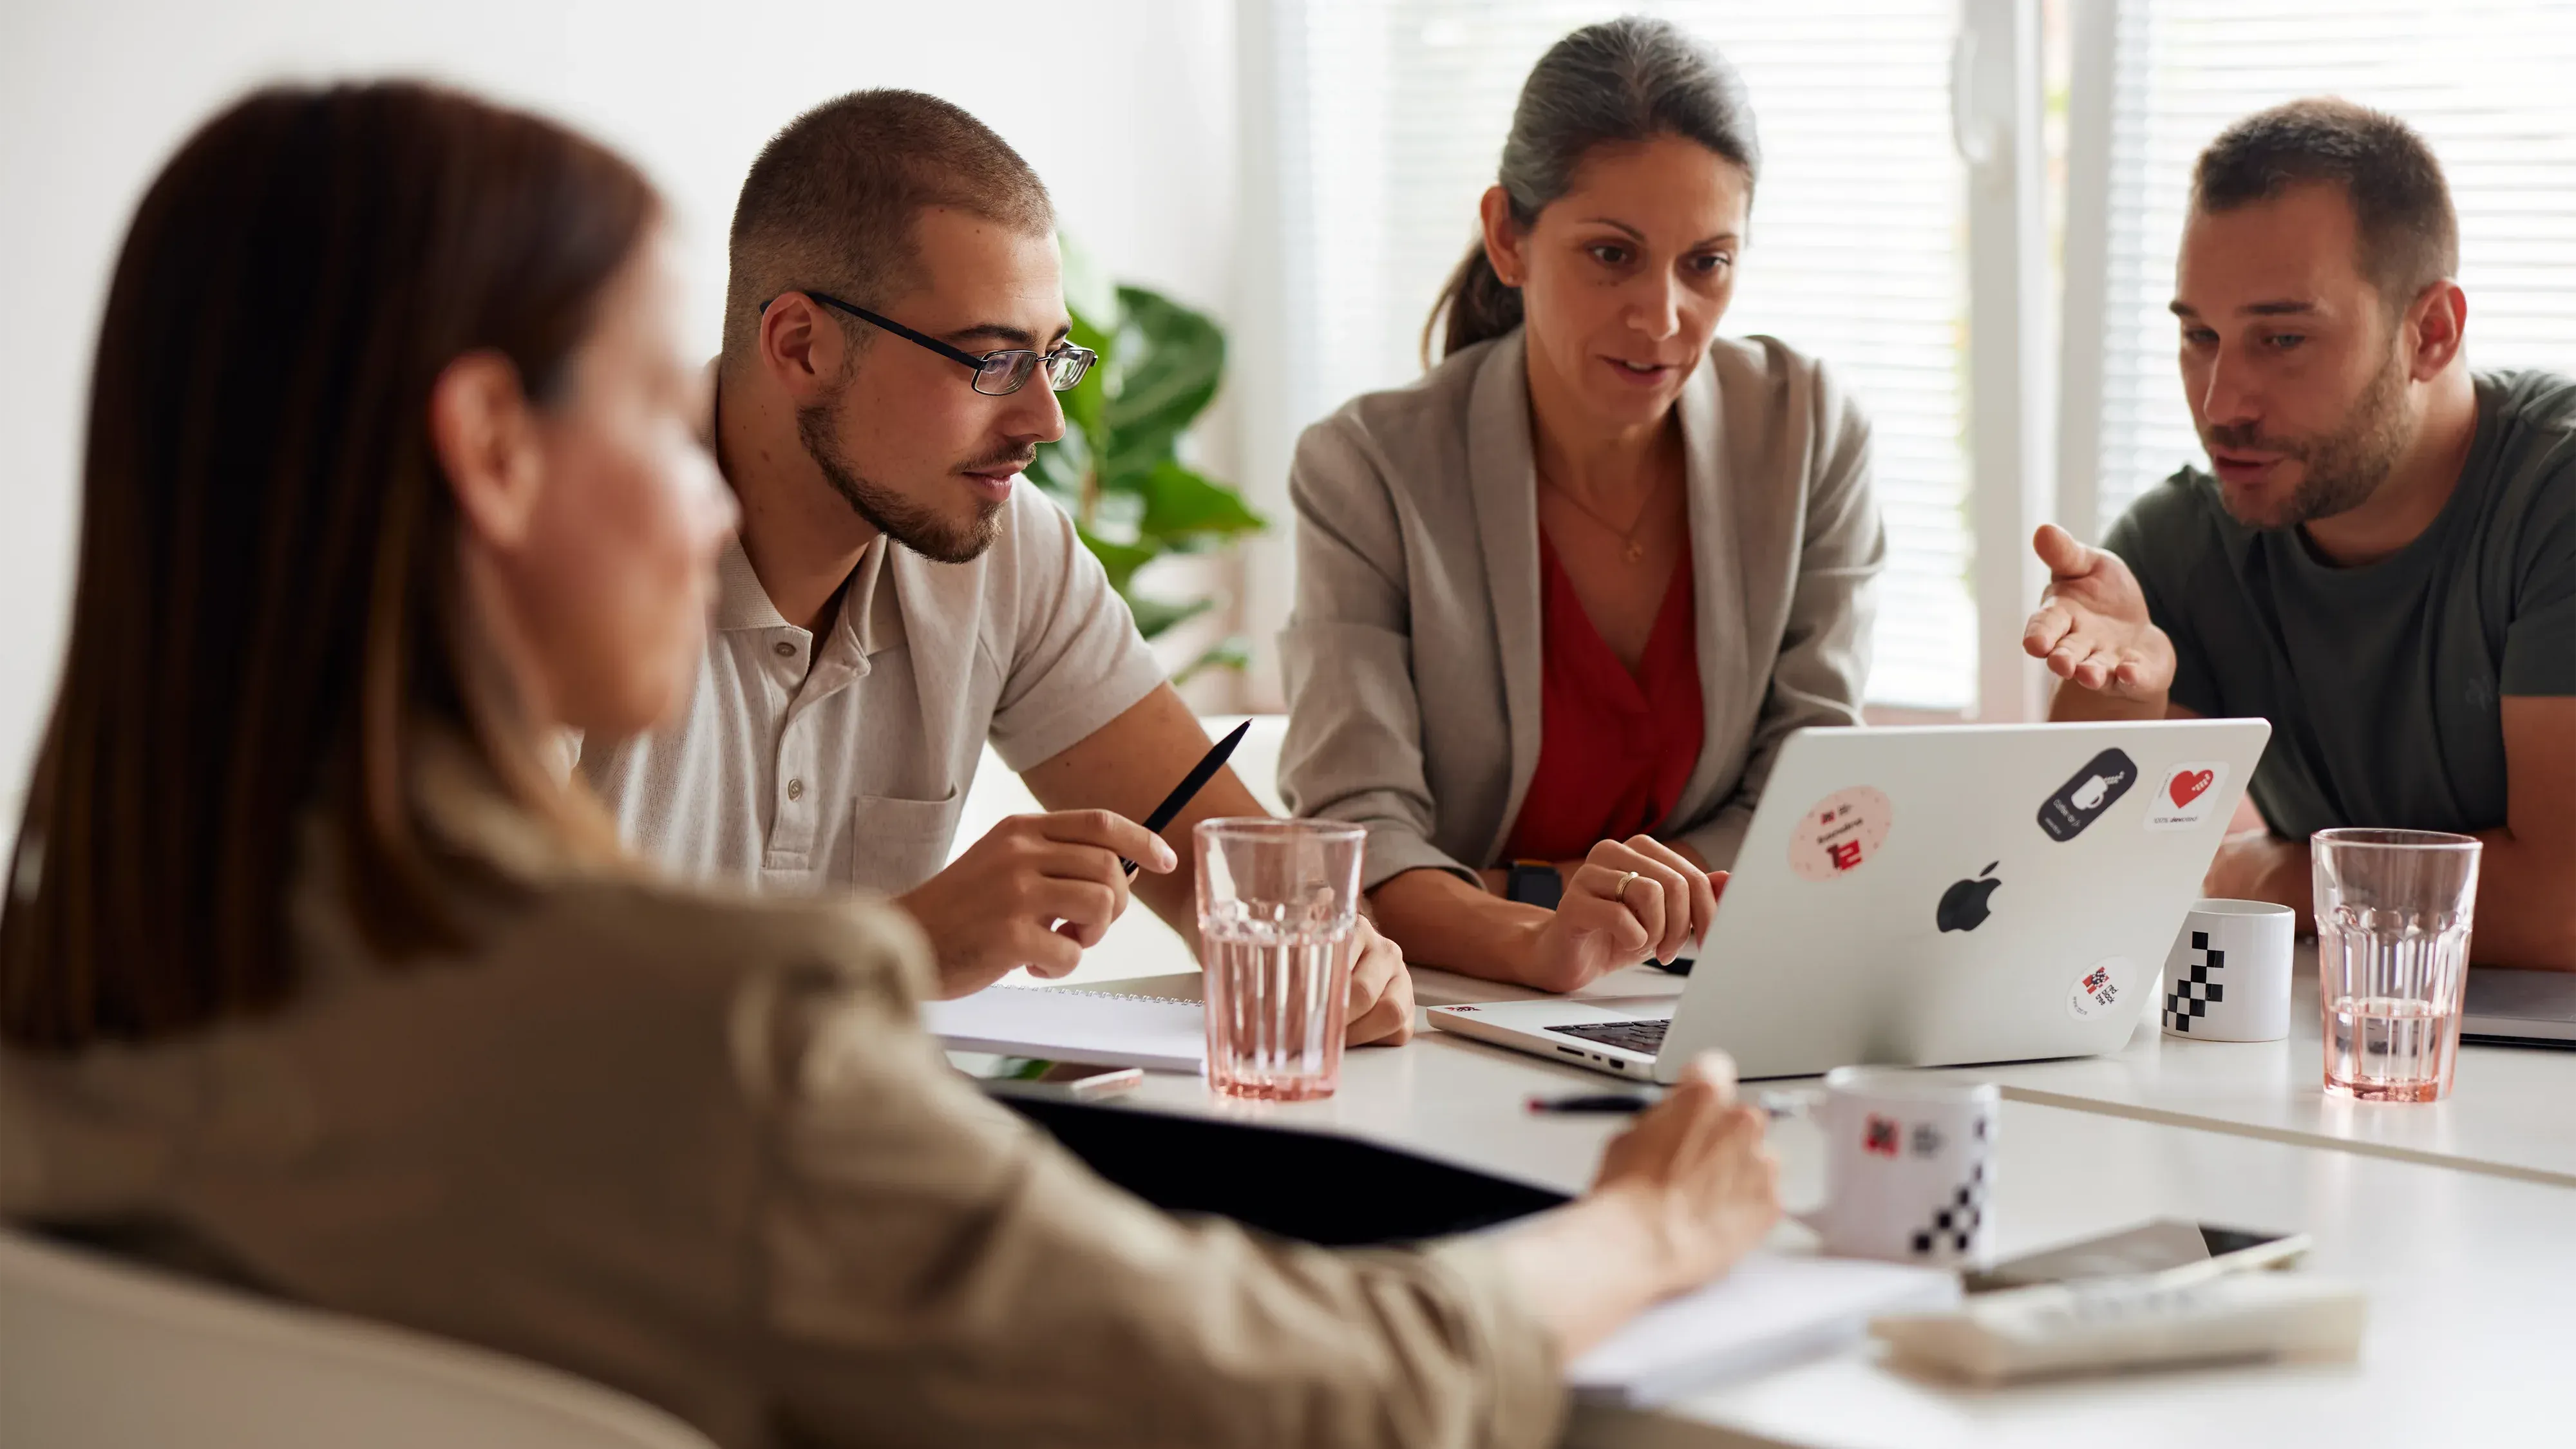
[1548,1019,1672,1055]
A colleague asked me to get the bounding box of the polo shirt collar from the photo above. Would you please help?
[710,533,900,659]
[703,362,903,658]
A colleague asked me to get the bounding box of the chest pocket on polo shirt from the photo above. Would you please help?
[849,786,965,895]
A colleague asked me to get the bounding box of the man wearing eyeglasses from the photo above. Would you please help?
[579,89,1412,1043]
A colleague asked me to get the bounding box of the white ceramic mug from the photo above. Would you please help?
[2161,898,2295,1042]
[1768,1067,1999,1266]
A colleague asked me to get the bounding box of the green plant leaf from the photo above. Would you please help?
[1057,308,1117,442]
[1101,285,1224,478]
[1039,265,1267,639]
[1075,526,1160,596]
[1124,592,1215,641]
[1173,636,1253,684]
[1135,459,1267,542]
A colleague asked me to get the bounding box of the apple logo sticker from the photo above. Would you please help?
[1936,862,2002,933]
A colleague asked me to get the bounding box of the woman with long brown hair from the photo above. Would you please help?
[1280,17,1886,993]
[0,81,1779,1446]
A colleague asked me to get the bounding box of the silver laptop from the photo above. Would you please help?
[2463,970,2576,1047]
[1427,719,2273,1081]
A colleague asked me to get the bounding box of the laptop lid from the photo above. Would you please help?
[1654,718,2272,1081]
[2461,969,2576,1046]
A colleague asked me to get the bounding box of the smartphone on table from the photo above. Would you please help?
[1965,1218,2309,1294]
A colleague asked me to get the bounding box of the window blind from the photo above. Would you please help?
[1283,0,1976,708]
[2092,0,2576,527]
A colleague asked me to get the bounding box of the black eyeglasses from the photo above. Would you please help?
[768,290,1096,396]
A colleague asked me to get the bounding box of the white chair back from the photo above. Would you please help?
[0,1226,715,1449]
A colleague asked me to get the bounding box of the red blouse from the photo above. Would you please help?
[1500,533,1706,862]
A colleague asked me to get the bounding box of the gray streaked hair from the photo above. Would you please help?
[1426,15,1761,365]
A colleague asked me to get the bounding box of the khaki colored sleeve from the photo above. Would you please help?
[726,905,1567,1449]
[1276,414,1481,893]
[1676,361,1884,871]
[987,484,1170,773]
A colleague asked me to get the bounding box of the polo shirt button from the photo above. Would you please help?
[786,778,806,802]
[773,639,796,658]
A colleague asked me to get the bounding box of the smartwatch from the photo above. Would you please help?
[1504,859,1564,910]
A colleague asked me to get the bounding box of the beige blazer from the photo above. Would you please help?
[1279,330,1883,887]
[0,742,1559,1448]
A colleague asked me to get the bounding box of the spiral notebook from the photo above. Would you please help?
[922,985,1206,1074]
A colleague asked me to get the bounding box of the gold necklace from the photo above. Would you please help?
[1539,466,1667,565]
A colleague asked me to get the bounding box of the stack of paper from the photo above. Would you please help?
[1567,1253,1962,1407]
[921,985,1206,1073]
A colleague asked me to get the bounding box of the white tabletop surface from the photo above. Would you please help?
[1060,970,2576,1447]
[1304,947,2576,1189]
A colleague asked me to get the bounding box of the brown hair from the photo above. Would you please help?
[2193,98,2459,312]
[0,82,659,1051]
[721,89,1053,362]
[1426,15,1761,365]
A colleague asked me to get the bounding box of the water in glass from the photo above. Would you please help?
[1202,915,1356,1101]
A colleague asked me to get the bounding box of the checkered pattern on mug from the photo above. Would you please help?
[1908,1158,1988,1257]
[2163,931,2227,1034]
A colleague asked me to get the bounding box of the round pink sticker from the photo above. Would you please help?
[1788,785,1893,882]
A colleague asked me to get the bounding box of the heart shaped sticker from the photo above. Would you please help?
[2145,762,2230,832]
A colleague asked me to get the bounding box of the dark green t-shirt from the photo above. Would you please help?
[2103,370,2576,840]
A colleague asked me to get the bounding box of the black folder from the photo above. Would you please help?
[989,1082,1569,1247]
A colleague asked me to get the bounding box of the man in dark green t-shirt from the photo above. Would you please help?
[2023,99,2576,970]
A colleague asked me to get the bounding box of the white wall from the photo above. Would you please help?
[0,0,1241,806]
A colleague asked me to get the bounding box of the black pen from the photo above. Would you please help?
[1526,1091,1794,1116]
[1526,1093,1657,1114]
[1124,719,1252,876]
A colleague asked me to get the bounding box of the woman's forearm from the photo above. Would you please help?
[1368,867,1551,987]
[1486,1189,1681,1362]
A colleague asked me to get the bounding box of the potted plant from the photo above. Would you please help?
[1028,249,1265,682]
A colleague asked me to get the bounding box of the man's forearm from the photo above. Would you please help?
[2463,831,2576,970]
[2210,828,2576,969]
[2205,832,2313,929]
[2046,681,2169,723]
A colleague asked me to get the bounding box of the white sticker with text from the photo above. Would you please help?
[2068,956,2134,1021]
[1788,786,1894,882]
[2144,762,2231,833]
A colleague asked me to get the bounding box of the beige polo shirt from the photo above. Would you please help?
[578,480,1166,896]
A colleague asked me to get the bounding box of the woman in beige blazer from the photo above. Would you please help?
[1280,18,1885,994]
[0,82,1782,1449]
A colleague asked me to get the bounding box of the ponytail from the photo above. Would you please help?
[1424,237,1529,366]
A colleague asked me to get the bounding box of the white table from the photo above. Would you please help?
[1068,972,2576,1446]
[1367,951,2576,1189]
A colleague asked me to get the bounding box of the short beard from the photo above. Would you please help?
[795,398,1009,565]
[2203,346,2412,531]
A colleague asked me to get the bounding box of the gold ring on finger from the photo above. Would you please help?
[1615,869,1640,902]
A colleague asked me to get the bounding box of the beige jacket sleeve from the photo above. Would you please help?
[1276,416,1481,888]
[734,907,1566,1448]
[1671,365,1884,870]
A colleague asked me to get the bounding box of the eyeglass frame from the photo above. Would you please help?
[762,289,1096,397]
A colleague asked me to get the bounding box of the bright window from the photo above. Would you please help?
[2087,0,2576,525]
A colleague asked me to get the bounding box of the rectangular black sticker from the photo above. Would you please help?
[2037,748,2139,842]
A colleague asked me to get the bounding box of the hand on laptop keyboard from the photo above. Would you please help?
[1524,838,1725,992]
